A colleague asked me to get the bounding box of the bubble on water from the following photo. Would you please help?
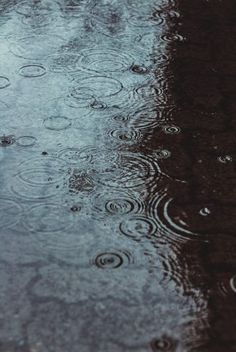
[0,76,10,89]
[0,135,15,147]
[217,155,233,164]
[18,64,47,78]
[119,215,158,241]
[43,116,72,131]
[0,198,23,228]
[93,250,133,269]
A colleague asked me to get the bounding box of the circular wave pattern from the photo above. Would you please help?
[0,76,10,89]
[43,116,72,131]
[48,53,80,73]
[162,125,181,134]
[154,149,171,159]
[9,35,65,60]
[93,152,161,189]
[72,76,123,98]
[119,215,158,241]
[150,336,177,351]
[109,127,142,143]
[77,48,134,73]
[18,64,47,78]
[16,156,67,186]
[129,109,162,130]
[25,203,74,233]
[58,147,93,165]
[16,136,37,147]
[93,250,133,269]
[217,155,233,164]
[0,198,23,228]
[92,190,144,217]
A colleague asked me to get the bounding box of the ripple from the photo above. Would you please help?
[217,155,233,164]
[154,149,171,159]
[218,275,236,297]
[0,76,10,89]
[9,34,65,60]
[119,215,158,241]
[161,34,185,42]
[150,336,177,351]
[199,207,211,217]
[93,250,133,269]
[109,127,142,143]
[15,1,54,16]
[21,13,54,28]
[48,53,80,73]
[16,136,37,147]
[25,203,74,233]
[0,135,15,147]
[44,116,72,131]
[72,76,123,98]
[92,190,144,217]
[92,152,161,189]
[89,3,127,38]
[128,13,164,28]
[68,171,95,195]
[230,276,236,293]
[58,147,93,165]
[147,192,197,241]
[162,125,181,134]
[18,64,46,78]
[0,198,23,228]
[129,109,162,130]
[77,48,134,73]
[130,64,149,74]
[16,156,67,186]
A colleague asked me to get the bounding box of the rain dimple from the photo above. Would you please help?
[150,336,177,351]
[0,135,15,147]
[93,250,133,269]
[162,125,181,134]
[119,215,158,241]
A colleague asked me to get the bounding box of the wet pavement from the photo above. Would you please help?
[0,0,236,351]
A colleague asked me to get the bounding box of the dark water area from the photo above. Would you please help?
[0,0,236,351]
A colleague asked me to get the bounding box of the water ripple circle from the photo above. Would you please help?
[0,198,23,228]
[72,76,123,98]
[119,215,158,241]
[19,64,46,78]
[93,250,133,269]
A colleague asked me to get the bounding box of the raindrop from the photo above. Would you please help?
[0,76,10,89]
[18,64,46,78]
[163,125,181,134]
[0,198,23,228]
[58,147,94,165]
[93,250,133,269]
[16,136,37,147]
[44,116,72,131]
[199,208,211,217]
[119,215,158,241]
[25,203,75,233]
[0,135,15,147]
[217,155,233,164]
